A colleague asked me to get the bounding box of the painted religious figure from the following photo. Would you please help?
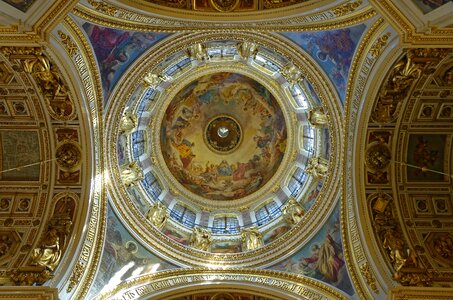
[160,72,287,200]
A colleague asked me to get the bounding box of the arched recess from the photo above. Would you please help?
[97,269,350,300]
[342,21,402,299]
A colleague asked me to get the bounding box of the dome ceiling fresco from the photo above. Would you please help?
[160,72,287,200]
[1,1,453,300]
[108,34,338,269]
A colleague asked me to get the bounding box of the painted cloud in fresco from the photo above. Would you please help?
[282,23,367,104]
[82,23,169,102]
[269,201,355,297]
[87,203,177,299]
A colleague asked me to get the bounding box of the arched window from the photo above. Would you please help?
[170,203,196,228]
[212,215,239,234]
[255,201,280,226]
[302,125,315,154]
[288,167,307,197]
[142,171,162,200]
[132,130,145,158]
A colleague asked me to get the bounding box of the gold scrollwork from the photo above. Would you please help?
[332,0,363,17]
[359,262,379,293]
[67,261,84,293]
[369,32,391,58]
[58,31,78,56]
[88,0,117,16]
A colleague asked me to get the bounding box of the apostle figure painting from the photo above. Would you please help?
[270,202,355,297]
[82,23,168,101]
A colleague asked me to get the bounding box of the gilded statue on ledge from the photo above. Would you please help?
[282,198,305,225]
[120,161,144,187]
[281,62,304,87]
[308,107,328,127]
[241,226,263,251]
[189,226,212,251]
[187,43,209,61]
[305,157,329,179]
[143,72,170,88]
[31,228,61,272]
[236,41,259,60]
[119,110,138,134]
[146,202,168,230]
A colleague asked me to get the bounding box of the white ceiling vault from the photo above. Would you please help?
[0,1,452,300]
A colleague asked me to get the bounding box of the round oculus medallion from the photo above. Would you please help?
[205,115,242,153]
[160,72,287,201]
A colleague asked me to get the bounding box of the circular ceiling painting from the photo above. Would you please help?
[160,72,287,200]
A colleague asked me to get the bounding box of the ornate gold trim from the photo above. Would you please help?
[73,1,375,32]
[98,269,349,300]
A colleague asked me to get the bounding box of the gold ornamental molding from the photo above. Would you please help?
[388,287,453,300]
[370,0,453,46]
[98,269,349,300]
[342,20,395,299]
[0,286,58,299]
[52,19,106,300]
[0,0,78,45]
[73,0,375,32]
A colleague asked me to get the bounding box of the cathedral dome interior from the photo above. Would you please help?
[0,1,452,300]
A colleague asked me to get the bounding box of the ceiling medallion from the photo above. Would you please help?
[205,115,242,153]
[160,72,287,201]
[209,0,240,12]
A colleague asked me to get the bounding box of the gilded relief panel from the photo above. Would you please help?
[363,48,453,287]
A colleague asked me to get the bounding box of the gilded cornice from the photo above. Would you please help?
[98,268,349,300]
[73,1,376,32]
[0,1,78,45]
[370,0,453,46]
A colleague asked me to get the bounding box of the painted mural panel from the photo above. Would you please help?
[269,202,355,297]
[412,0,452,14]
[0,131,40,181]
[282,23,367,104]
[1,0,36,12]
[161,72,287,200]
[406,134,447,181]
[88,203,177,299]
[82,23,169,101]
[211,240,242,253]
